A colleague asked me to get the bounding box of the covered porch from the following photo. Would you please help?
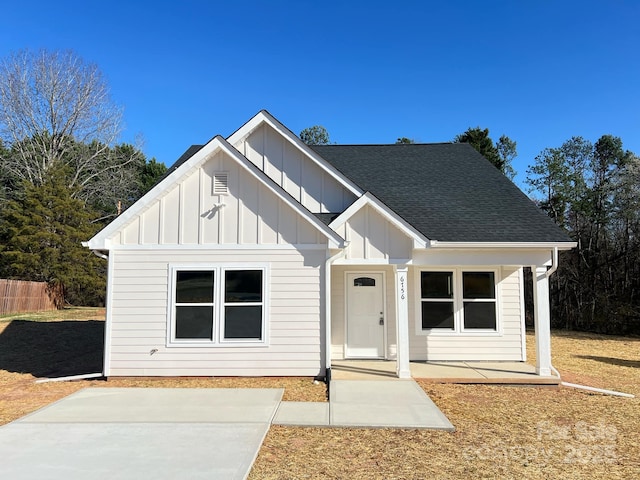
[327,258,560,381]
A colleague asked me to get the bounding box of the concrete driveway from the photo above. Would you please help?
[0,382,454,479]
[0,388,283,480]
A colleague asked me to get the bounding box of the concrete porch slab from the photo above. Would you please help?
[411,361,487,379]
[331,360,560,385]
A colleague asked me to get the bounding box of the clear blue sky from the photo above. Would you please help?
[2,0,639,188]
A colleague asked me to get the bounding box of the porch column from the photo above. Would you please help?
[395,266,411,378]
[533,266,552,376]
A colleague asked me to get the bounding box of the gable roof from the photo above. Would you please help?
[311,143,572,244]
[329,191,430,248]
[85,136,346,250]
[227,110,362,198]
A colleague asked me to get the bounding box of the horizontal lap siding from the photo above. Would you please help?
[409,266,525,361]
[108,248,324,376]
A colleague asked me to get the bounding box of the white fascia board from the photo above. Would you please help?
[226,110,363,198]
[329,192,430,248]
[84,136,227,250]
[427,241,577,250]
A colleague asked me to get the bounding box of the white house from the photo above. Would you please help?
[84,111,575,379]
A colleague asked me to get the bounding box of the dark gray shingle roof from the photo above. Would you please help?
[312,143,571,243]
[314,213,341,225]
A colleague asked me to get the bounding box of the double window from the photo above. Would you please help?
[169,266,266,345]
[420,270,497,333]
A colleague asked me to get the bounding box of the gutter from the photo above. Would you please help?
[428,241,577,250]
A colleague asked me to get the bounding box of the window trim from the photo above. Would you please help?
[419,271,455,331]
[167,263,269,347]
[415,267,501,337]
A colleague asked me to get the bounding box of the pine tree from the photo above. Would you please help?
[0,167,105,305]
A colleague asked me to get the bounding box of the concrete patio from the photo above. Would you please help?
[331,360,561,385]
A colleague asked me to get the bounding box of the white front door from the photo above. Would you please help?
[346,272,385,358]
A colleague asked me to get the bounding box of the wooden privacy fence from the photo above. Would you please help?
[0,279,63,315]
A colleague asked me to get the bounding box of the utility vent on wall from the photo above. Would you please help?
[212,173,229,195]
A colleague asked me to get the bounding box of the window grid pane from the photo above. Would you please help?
[225,270,262,303]
[463,272,495,299]
[176,271,214,303]
[175,305,214,339]
[421,301,455,329]
[463,302,496,329]
[421,272,453,299]
[224,306,263,339]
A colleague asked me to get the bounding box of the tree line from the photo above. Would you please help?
[0,50,166,306]
[526,135,639,334]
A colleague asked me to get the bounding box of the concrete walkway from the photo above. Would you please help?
[273,379,454,430]
[0,382,454,479]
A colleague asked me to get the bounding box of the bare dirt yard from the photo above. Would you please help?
[1,309,638,479]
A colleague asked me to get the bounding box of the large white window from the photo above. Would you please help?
[168,265,267,346]
[419,269,498,334]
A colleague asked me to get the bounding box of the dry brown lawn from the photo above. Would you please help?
[1,309,638,479]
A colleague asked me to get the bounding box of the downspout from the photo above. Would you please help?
[546,246,559,277]
[544,247,560,378]
[42,247,111,382]
[544,247,634,398]
[324,248,345,386]
[91,250,109,261]
[90,248,110,378]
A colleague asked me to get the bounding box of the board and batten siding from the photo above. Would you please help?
[334,205,413,261]
[112,150,322,247]
[236,123,356,213]
[108,248,326,376]
[408,266,525,361]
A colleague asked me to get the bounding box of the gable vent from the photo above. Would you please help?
[212,173,229,195]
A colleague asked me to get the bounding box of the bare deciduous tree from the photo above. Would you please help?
[0,49,141,200]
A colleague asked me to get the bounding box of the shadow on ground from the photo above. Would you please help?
[575,355,640,369]
[0,320,104,378]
